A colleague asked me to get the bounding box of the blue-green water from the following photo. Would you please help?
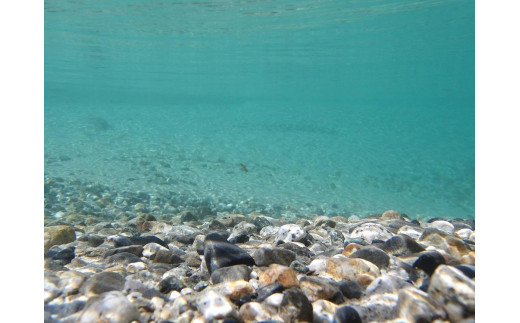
[44,0,475,219]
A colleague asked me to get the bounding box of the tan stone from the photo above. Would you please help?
[326,255,380,287]
[259,264,299,288]
[342,242,363,257]
[44,225,76,252]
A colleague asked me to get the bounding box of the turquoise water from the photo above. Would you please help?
[44,0,475,219]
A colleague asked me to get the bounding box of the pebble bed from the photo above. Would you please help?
[44,179,475,323]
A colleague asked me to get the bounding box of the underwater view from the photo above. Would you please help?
[45,0,474,220]
[44,0,475,322]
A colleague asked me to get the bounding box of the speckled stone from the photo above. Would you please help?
[396,286,447,322]
[45,225,76,252]
[239,301,279,322]
[428,265,475,322]
[280,287,313,323]
[350,223,393,244]
[76,291,139,323]
[326,255,381,287]
[206,280,254,301]
[312,299,337,323]
[276,224,307,243]
[259,264,299,288]
[382,234,425,256]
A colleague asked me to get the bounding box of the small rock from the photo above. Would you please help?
[44,225,76,252]
[382,234,425,256]
[381,210,402,220]
[259,264,299,288]
[350,223,392,244]
[280,287,314,323]
[333,305,362,323]
[203,238,255,274]
[313,216,337,228]
[312,299,337,323]
[254,283,284,302]
[428,265,475,321]
[326,255,381,287]
[197,290,238,321]
[413,251,446,276]
[349,246,390,269]
[427,220,455,234]
[300,276,342,302]
[151,249,183,264]
[211,264,252,284]
[240,302,279,322]
[397,225,424,240]
[277,224,307,243]
[80,272,126,296]
[342,243,364,257]
[76,291,140,323]
[252,247,297,267]
[395,286,447,322]
[365,274,410,296]
[337,280,364,299]
[207,280,254,300]
[105,252,143,265]
[290,260,309,274]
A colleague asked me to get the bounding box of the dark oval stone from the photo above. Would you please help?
[252,247,297,267]
[334,305,362,323]
[204,240,255,274]
[104,245,143,257]
[338,280,364,299]
[413,251,446,276]
[290,260,309,274]
[278,242,312,257]
[350,246,390,269]
[53,247,75,264]
[205,232,230,242]
[280,287,313,323]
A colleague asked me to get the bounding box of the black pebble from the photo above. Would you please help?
[228,233,249,244]
[413,251,446,276]
[338,280,364,299]
[105,252,143,265]
[129,235,168,248]
[204,238,255,274]
[334,305,362,323]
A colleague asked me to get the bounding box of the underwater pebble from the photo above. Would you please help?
[428,265,475,321]
[277,224,307,243]
[350,223,393,244]
[44,225,76,252]
[259,264,299,288]
[252,246,297,266]
[204,238,255,274]
[76,291,139,323]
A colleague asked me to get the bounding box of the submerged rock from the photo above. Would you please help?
[203,238,255,274]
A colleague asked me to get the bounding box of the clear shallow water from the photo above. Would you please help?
[45,0,475,219]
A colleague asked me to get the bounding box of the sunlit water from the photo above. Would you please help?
[45,0,475,219]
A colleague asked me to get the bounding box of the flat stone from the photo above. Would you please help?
[211,264,252,284]
[151,249,184,264]
[337,280,364,299]
[381,210,402,220]
[365,274,410,296]
[76,291,139,323]
[252,247,297,267]
[428,265,475,322]
[427,220,455,234]
[240,302,279,322]
[203,238,255,274]
[80,272,126,296]
[280,287,313,323]
[349,246,390,269]
[206,280,254,301]
[44,225,76,252]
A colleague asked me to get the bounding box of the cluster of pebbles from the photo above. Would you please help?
[44,206,475,323]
